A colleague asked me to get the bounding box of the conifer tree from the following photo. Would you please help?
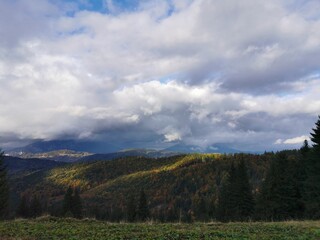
[126,194,136,222]
[137,189,149,221]
[234,159,254,221]
[256,152,300,220]
[310,116,320,149]
[30,195,42,218]
[16,195,29,218]
[300,139,310,157]
[216,171,231,222]
[62,186,73,217]
[72,188,82,219]
[0,150,9,219]
[304,115,320,218]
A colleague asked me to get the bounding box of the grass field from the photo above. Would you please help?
[0,217,319,240]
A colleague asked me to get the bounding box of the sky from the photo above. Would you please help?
[0,0,320,152]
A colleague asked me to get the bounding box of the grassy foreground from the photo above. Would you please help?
[0,218,319,240]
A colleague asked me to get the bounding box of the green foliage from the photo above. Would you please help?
[63,187,74,217]
[62,187,83,219]
[9,151,309,221]
[138,189,149,221]
[310,115,320,149]
[300,139,310,157]
[304,115,320,218]
[216,159,254,222]
[72,188,82,219]
[234,159,255,221]
[29,195,42,218]
[0,218,319,239]
[126,193,136,222]
[0,150,9,219]
[16,195,29,218]
[256,152,302,220]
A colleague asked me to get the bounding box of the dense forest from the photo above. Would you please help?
[0,116,319,222]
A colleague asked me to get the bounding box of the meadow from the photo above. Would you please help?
[0,217,319,240]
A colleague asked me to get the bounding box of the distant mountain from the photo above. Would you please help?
[7,149,93,163]
[4,156,65,175]
[79,148,179,162]
[8,139,119,154]
[164,142,240,153]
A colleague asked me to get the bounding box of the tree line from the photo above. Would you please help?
[0,115,320,222]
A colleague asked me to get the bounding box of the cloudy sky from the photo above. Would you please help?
[1,0,320,152]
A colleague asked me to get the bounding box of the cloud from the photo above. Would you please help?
[0,0,319,151]
[284,135,310,145]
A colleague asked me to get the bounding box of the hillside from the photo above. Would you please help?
[8,150,93,163]
[4,156,65,175]
[10,152,281,220]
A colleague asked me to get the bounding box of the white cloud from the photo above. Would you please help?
[0,0,320,151]
[283,135,310,145]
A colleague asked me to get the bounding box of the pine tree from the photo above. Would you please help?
[256,152,300,220]
[137,189,149,221]
[0,150,9,219]
[304,115,320,218]
[72,188,82,219]
[62,186,73,217]
[16,195,29,218]
[310,116,320,149]
[300,139,310,157]
[234,159,254,221]
[216,171,231,222]
[126,194,136,222]
[29,195,42,218]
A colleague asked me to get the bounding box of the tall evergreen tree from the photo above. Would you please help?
[216,171,232,222]
[256,152,300,220]
[126,194,136,222]
[72,188,82,219]
[234,159,254,221]
[29,195,42,218]
[0,150,9,219]
[62,186,73,217]
[16,195,29,218]
[310,116,320,148]
[137,189,149,221]
[304,115,320,218]
[300,139,310,157]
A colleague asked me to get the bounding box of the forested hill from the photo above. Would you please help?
[4,156,65,175]
[10,150,304,221]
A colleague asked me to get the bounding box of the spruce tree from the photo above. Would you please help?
[216,171,231,222]
[137,189,149,221]
[234,159,254,221]
[300,139,310,157]
[72,188,82,219]
[0,150,9,219]
[256,152,300,220]
[304,115,320,218]
[62,186,73,217]
[126,194,136,222]
[30,195,42,218]
[16,195,29,218]
[310,116,320,148]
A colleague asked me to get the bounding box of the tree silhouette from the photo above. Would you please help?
[16,195,29,218]
[137,189,149,221]
[126,194,136,222]
[30,195,42,218]
[304,115,320,218]
[62,186,73,217]
[234,159,254,221]
[0,150,9,219]
[72,188,82,219]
